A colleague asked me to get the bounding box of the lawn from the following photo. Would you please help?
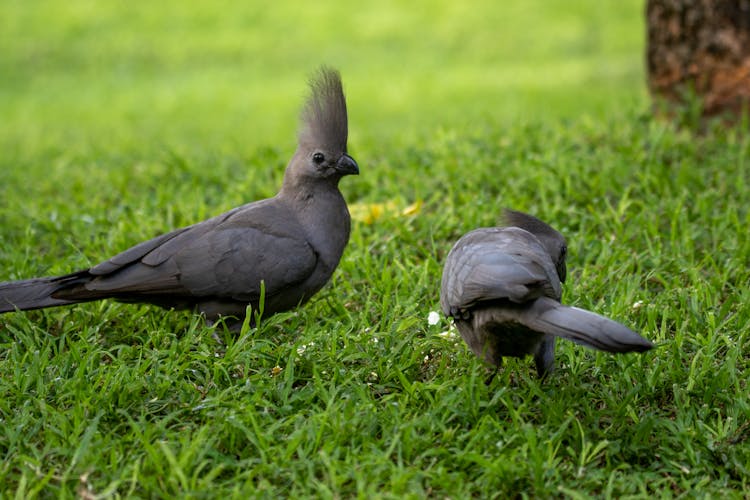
[1,0,748,497]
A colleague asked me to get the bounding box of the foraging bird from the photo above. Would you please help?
[440,209,653,379]
[0,67,359,327]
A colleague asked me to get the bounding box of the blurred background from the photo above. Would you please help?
[1,0,645,157]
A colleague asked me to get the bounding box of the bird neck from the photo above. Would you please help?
[279,177,351,270]
[280,170,339,196]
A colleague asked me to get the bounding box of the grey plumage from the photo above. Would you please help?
[0,67,359,326]
[440,209,653,379]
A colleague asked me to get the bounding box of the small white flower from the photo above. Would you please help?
[296,344,307,355]
[427,311,440,326]
[632,300,644,310]
[438,329,457,340]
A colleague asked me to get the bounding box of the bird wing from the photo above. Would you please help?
[78,202,317,303]
[440,227,561,315]
[174,223,317,301]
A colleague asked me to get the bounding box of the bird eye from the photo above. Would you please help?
[312,152,325,164]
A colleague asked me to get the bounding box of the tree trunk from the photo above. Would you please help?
[646,0,750,120]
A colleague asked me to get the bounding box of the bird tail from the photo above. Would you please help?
[0,271,95,313]
[524,297,653,353]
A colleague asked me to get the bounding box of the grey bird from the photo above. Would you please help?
[0,67,358,327]
[440,209,653,380]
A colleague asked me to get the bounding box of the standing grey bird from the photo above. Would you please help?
[0,67,358,327]
[440,209,653,379]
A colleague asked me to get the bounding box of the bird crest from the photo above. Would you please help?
[298,67,349,153]
[503,209,564,241]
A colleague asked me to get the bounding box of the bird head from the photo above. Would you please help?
[503,209,568,282]
[290,67,359,183]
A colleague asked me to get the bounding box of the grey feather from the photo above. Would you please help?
[440,210,653,379]
[0,67,358,327]
[298,66,348,152]
[522,298,653,353]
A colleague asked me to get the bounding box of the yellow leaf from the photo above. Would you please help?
[402,200,423,216]
[350,199,422,224]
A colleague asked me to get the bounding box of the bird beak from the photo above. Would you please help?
[335,154,359,175]
[558,261,567,283]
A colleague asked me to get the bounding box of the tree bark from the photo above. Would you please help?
[646,0,750,120]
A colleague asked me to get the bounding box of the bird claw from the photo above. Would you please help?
[211,330,226,346]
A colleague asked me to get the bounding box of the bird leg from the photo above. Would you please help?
[484,363,501,386]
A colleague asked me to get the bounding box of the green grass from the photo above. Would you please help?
[1,0,749,497]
